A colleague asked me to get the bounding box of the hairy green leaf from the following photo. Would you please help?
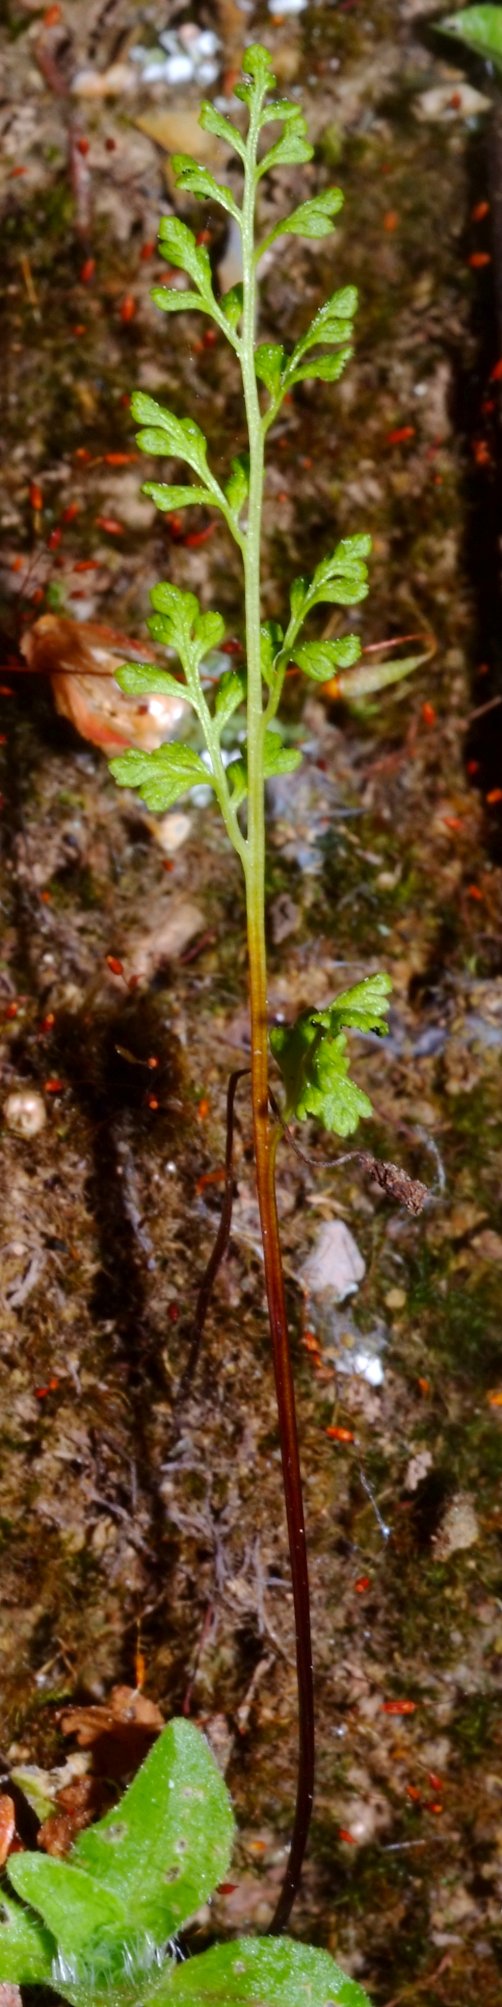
[71,1721,234,1939]
[7,1857,126,1962]
[148,581,202,658]
[109,744,211,811]
[194,610,226,655]
[267,187,344,245]
[260,618,284,685]
[167,1935,373,2006]
[0,1893,54,1985]
[225,454,249,514]
[288,345,353,387]
[271,974,390,1135]
[439,5,502,68]
[263,730,302,778]
[270,1017,372,1136]
[314,972,392,1037]
[142,482,215,512]
[258,117,314,177]
[199,100,247,163]
[150,286,218,318]
[293,634,361,681]
[255,342,286,397]
[241,42,276,91]
[115,660,189,703]
[289,576,309,621]
[172,154,241,222]
[157,216,213,294]
[259,96,304,127]
[132,395,210,482]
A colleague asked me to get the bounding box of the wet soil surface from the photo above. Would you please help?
[1,3,502,2002]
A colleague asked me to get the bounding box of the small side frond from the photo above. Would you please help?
[172,153,241,224]
[109,744,212,812]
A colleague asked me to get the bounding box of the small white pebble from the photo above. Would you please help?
[3,1090,47,1138]
[164,54,194,84]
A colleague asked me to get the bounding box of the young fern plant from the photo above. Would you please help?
[110,42,418,1933]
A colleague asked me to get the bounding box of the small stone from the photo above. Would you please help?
[3,1090,47,1138]
[434,1495,480,1561]
[301,1220,365,1302]
[384,1286,407,1311]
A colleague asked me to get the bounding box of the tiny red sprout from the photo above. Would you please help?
[417,1376,431,1395]
[487,787,502,804]
[467,759,479,776]
[40,1012,56,1032]
[196,228,212,245]
[147,1056,159,1070]
[303,1330,321,1355]
[5,1002,19,1020]
[74,446,91,461]
[127,974,140,991]
[162,859,175,872]
[278,490,288,504]
[0,686,13,697]
[386,425,415,446]
[44,1078,65,1094]
[140,240,155,259]
[29,480,43,511]
[104,452,138,466]
[382,1700,417,1716]
[71,324,87,338]
[76,137,90,157]
[47,527,62,550]
[216,1884,238,1896]
[168,1303,180,1323]
[62,501,80,522]
[106,955,124,977]
[203,326,218,348]
[338,1829,357,1845]
[354,1575,371,1594]
[490,358,502,382]
[10,165,27,178]
[422,700,437,727]
[120,294,137,323]
[476,661,489,675]
[473,438,491,466]
[221,636,243,656]
[383,209,399,232]
[428,1771,444,1790]
[326,1425,355,1443]
[105,136,117,152]
[168,513,184,540]
[32,587,44,604]
[198,1097,210,1119]
[44,4,62,22]
[74,560,100,572]
[442,814,463,832]
[449,91,462,108]
[427,1802,444,1815]
[467,882,484,901]
[469,250,491,268]
[96,516,124,535]
[80,257,95,284]
[481,397,495,415]
[472,199,490,221]
[185,523,216,548]
[405,1784,421,1803]
[147,1095,159,1110]
[35,1377,60,1398]
[0,734,7,746]
[11,557,23,572]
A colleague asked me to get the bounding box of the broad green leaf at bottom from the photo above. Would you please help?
[166,1937,373,2006]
